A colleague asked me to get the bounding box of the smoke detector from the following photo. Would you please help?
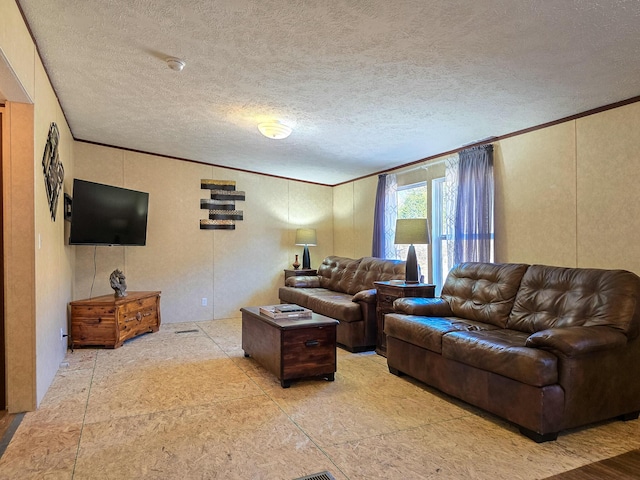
[166,57,185,72]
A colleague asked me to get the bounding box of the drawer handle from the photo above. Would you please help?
[124,311,152,323]
[305,340,319,347]
[124,313,141,323]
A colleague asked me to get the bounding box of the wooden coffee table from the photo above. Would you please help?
[240,306,338,388]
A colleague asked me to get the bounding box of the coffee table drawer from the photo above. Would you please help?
[282,326,336,379]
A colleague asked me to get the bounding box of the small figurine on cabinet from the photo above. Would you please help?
[109,269,128,297]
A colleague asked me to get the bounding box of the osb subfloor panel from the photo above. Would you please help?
[1,319,640,480]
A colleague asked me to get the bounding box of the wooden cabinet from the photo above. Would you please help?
[70,291,161,348]
[241,306,337,388]
[374,281,435,357]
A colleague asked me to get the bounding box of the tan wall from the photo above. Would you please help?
[576,102,640,272]
[1,0,74,410]
[332,175,390,260]
[73,143,334,321]
[33,55,75,405]
[342,101,640,279]
[332,183,355,257]
[0,0,35,101]
[494,121,578,266]
[352,176,377,258]
[496,101,640,273]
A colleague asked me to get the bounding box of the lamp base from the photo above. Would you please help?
[302,246,311,269]
[405,244,419,284]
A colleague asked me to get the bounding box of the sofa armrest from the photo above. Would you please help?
[352,289,377,304]
[393,297,453,316]
[285,275,321,288]
[525,326,628,357]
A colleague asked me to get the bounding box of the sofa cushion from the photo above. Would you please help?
[278,287,325,309]
[278,287,361,323]
[384,314,498,354]
[307,291,362,323]
[441,262,529,328]
[348,256,405,295]
[442,329,558,387]
[507,265,640,336]
[317,256,361,293]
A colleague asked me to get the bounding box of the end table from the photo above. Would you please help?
[284,268,317,283]
[374,281,435,356]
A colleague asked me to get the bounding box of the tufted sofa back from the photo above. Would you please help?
[317,256,362,293]
[316,255,405,295]
[441,262,529,328]
[507,264,640,338]
[348,257,406,295]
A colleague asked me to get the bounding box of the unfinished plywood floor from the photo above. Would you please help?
[0,318,639,479]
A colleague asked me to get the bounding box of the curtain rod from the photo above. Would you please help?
[389,137,496,175]
[391,154,453,175]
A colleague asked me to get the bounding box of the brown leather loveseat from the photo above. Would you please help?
[279,255,405,352]
[385,262,640,442]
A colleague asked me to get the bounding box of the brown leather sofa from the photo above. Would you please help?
[385,262,640,442]
[279,255,405,352]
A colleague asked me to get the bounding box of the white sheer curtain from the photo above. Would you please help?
[444,156,459,268]
[382,174,397,259]
[431,156,459,294]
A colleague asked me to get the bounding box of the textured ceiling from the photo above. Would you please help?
[16,0,640,185]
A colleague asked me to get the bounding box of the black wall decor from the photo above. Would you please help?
[42,122,64,221]
[200,179,245,230]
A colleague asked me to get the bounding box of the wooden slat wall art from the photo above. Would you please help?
[200,179,245,230]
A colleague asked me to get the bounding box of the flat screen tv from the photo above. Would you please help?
[69,179,149,246]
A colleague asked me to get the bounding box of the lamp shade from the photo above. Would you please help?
[295,228,317,246]
[394,218,430,245]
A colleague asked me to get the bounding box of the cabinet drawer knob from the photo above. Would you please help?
[305,340,319,347]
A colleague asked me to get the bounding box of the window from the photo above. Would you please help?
[432,177,454,295]
[396,182,428,282]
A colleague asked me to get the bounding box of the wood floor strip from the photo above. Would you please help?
[544,449,640,480]
[0,413,23,458]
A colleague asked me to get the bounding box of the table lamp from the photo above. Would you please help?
[295,228,317,269]
[394,218,430,284]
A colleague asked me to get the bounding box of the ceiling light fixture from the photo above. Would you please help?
[258,121,292,140]
[166,57,186,72]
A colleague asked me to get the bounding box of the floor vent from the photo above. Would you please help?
[175,329,199,334]
[293,472,336,480]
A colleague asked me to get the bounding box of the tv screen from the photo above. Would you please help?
[69,179,149,246]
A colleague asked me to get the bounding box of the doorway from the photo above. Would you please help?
[0,107,6,411]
